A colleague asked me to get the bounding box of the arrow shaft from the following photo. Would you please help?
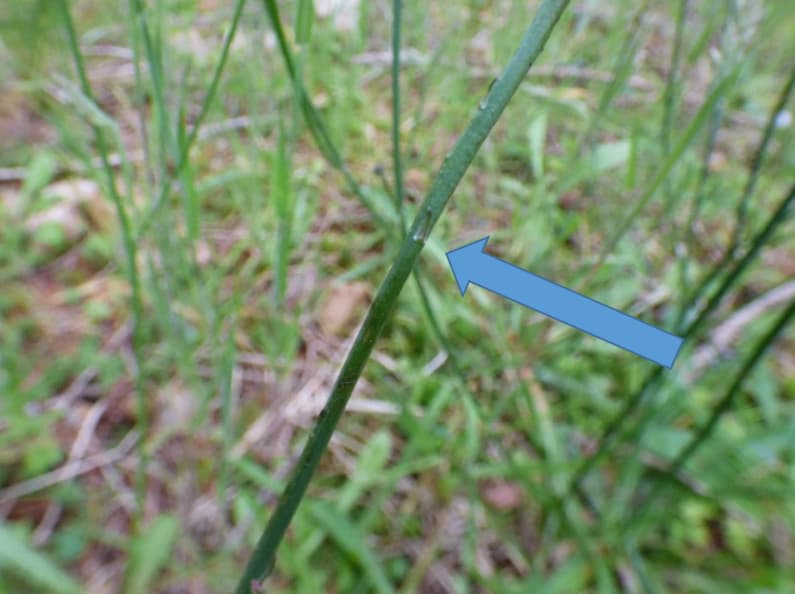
[473,253,683,367]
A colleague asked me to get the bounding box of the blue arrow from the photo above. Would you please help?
[446,237,684,368]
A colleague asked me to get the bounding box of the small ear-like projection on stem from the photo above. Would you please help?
[412,207,433,244]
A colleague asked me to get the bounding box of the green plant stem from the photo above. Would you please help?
[567,182,795,496]
[57,0,148,514]
[129,0,172,180]
[731,63,795,249]
[259,0,384,226]
[680,182,795,343]
[386,0,464,386]
[234,2,572,590]
[579,2,649,152]
[125,3,156,198]
[678,63,795,328]
[257,0,463,380]
[660,0,688,160]
[592,67,738,270]
[391,0,407,236]
[677,81,726,316]
[634,293,795,522]
[137,0,247,239]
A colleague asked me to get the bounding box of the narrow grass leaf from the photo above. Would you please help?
[176,90,200,240]
[597,68,739,263]
[0,525,84,594]
[122,514,180,594]
[338,430,392,509]
[272,121,291,221]
[626,128,639,189]
[294,0,314,45]
[588,140,630,173]
[21,151,59,199]
[309,502,396,594]
[527,112,547,180]
[272,119,292,307]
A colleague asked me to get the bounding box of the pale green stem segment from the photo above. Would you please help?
[57,0,148,512]
[234,1,572,591]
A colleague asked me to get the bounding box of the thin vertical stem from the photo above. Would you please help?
[566,182,795,497]
[732,63,795,248]
[137,0,248,238]
[234,2,572,590]
[129,0,172,181]
[660,0,689,161]
[679,63,795,328]
[58,0,148,514]
[635,293,795,519]
[259,0,463,380]
[392,0,407,236]
[259,0,384,225]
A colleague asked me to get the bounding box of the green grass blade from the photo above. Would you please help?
[679,62,795,325]
[309,503,396,594]
[137,0,248,238]
[272,119,292,309]
[660,0,689,160]
[0,525,84,594]
[594,67,739,267]
[391,0,407,236]
[259,0,383,224]
[294,0,314,45]
[122,514,180,594]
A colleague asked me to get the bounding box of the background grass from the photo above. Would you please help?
[1,1,795,593]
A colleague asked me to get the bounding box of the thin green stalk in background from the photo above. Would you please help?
[679,63,795,328]
[579,1,649,152]
[592,67,738,271]
[271,0,311,309]
[660,0,689,162]
[137,0,248,238]
[392,0,407,236]
[234,2,572,590]
[568,182,795,497]
[57,0,148,514]
[731,63,795,250]
[634,291,795,521]
[126,2,156,198]
[658,0,689,230]
[674,5,749,320]
[129,0,173,182]
[386,0,465,377]
[217,326,238,503]
[259,0,464,380]
[677,74,728,317]
[679,183,795,343]
[259,0,384,225]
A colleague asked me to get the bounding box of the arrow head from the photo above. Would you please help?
[445,236,490,296]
